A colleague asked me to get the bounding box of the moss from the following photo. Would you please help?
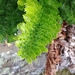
[56,69,75,75]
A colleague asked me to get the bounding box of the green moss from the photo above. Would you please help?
[56,69,75,75]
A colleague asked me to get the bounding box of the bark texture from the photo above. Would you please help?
[45,22,75,75]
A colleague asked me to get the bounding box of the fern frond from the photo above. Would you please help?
[16,0,61,63]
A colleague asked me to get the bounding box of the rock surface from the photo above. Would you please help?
[0,43,46,75]
[45,22,75,75]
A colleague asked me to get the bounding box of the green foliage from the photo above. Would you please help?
[1,0,75,64]
[17,0,26,10]
[16,0,61,63]
[0,0,74,64]
[58,0,75,24]
[0,0,23,42]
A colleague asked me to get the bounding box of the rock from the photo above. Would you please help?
[0,49,46,75]
[1,68,10,74]
[0,58,4,67]
[45,23,75,75]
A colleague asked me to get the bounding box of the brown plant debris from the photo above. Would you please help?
[45,39,61,75]
[45,21,75,75]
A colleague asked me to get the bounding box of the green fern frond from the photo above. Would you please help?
[16,0,61,63]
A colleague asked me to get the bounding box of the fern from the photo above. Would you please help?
[16,0,61,63]
[58,0,75,24]
[0,0,23,42]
